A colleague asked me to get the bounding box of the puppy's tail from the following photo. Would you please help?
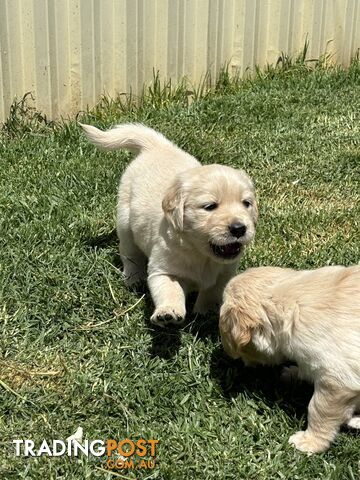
[79,123,174,153]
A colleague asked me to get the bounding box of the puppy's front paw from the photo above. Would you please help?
[280,365,299,384]
[193,302,211,316]
[150,307,185,327]
[193,297,218,315]
[289,430,330,454]
[347,416,360,429]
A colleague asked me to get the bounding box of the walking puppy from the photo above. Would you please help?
[81,123,258,326]
[220,265,360,453]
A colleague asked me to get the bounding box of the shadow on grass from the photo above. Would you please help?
[210,349,360,438]
[84,229,119,250]
[209,345,313,420]
[147,295,228,359]
[141,293,183,360]
[148,324,183,359]
[83,230,184,359]
[184,305,220,341]
[83,228,124,269]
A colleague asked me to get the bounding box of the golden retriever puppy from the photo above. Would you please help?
[219,265,360,453]
[81,123,258,326]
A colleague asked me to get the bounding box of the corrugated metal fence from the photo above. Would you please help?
[0,0,359,123]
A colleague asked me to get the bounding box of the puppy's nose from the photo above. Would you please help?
[229,222,247,238]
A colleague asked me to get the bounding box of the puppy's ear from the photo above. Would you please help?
[219,303,258,359]
[162,179,185,230]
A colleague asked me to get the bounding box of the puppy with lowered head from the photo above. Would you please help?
[220,265,360,453]
[81,123,258,326]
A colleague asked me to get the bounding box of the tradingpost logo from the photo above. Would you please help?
[13,437,159,471]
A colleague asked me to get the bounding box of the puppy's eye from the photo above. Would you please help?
[242,200,252,208]
[202,203,218,211]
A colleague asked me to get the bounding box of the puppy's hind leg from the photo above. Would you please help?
[117,208,147,286]
[119,231,147,286]
[289,382,355,454]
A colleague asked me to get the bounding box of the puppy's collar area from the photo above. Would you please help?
[210,241,243,259]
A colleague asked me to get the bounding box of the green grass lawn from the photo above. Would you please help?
[1,60,359,479]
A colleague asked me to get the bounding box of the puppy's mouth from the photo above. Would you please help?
[210,241,243,259]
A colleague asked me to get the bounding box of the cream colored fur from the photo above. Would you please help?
[80,123,258,326]
[220,265,360,453]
